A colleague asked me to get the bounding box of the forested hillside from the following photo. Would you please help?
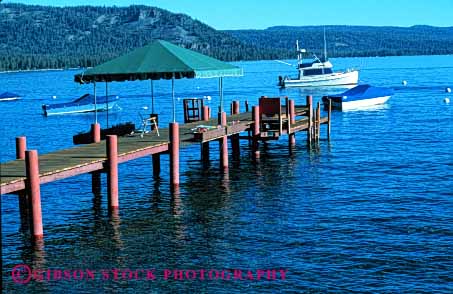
[1,3,453,71]
[226,25,453,58]
[0,3,266,71]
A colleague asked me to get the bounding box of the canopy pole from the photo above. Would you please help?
[172,74,176,123]
[151,80,154,114]
[106,82,109,128]
[94,81,97,124]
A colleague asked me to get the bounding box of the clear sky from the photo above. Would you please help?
[4,0,453,29]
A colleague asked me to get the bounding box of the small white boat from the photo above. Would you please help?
[0,92,21,101]
[322,84,394,110]
[278,30,359,88]
[42,94,119,116]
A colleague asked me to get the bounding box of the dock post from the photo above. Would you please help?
[91,172,101,195]
[25,150,43,241]
[152,154,160,177]
[169,122,180,187]
[16,137,30,231]
[252,106,260,158]
[201,106,210,162]
[317,102,321,141]
[306,96,313,144]
[219,111,229,170]
[16,136,26,160]
[328,98,332,140]
[91,123,101,143]
[231,101,240,160]
[233,100,240,115]
[289,99,296,146]
[106,135,119,211]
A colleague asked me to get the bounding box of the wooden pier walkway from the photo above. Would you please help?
[1,96,331,241]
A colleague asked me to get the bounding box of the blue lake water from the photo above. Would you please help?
[1,55,452,293]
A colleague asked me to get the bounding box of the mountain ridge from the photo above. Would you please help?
[1,3,453,71]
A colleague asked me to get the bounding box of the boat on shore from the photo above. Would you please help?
[278,30,359,88]
[322,84,394,110]
[0,92,21,101]
[42,94,119,116]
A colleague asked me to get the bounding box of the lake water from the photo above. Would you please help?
[1,55,452,293]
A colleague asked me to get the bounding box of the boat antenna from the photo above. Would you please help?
[323,26,327,60]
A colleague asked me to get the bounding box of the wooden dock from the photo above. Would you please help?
[1,96,331,241]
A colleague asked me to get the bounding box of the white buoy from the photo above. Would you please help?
[402,80,407,86]
[446,87,451,93]
[207,95,212,101]
[444,98,450,104]
[52,95,57,99]
[141,106,149,110]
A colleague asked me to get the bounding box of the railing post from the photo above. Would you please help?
[106,135,119,211]
[169,122,180,187]
[25,150,43,241]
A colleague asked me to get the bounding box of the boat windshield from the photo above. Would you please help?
[303,68,333,76]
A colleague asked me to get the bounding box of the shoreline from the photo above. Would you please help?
[1,53,452,74]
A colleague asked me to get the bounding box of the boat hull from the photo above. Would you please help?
[43,101,117,116]
[282,70,359,88]
[0,97,20,102]
[326,96,391,110]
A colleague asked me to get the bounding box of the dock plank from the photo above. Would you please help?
[1,107,327,195]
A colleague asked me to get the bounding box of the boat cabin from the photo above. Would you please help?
[298,58,333,77]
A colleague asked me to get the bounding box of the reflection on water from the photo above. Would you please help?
[2,56,453,292]
[341,103,391,112]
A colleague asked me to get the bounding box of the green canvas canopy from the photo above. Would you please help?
[74,40,242,122]
[74,40,243,83]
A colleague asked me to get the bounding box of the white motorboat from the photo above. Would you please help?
[278,30,359,88]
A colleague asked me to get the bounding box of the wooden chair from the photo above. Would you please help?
[183,98,204,123]
[259,97,283,135]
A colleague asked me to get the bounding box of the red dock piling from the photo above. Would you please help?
[289,99,296,146]
[152,154,160,177]
[252,106,260,158]
[317,102,321,141]
[16,136,26,159]
[169,122,180,186]
[306,96,313,144]
[233,101,240,115]
[231,101,241,160]
[91,172,101,194]
[219,111,229,169]
[16,136,30,222]
[106,135,119,211]
[201,106,210,163]
[91,123,101,143]
[25,150,43,240]
[328,98,332,140]
[203,106,210,121]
